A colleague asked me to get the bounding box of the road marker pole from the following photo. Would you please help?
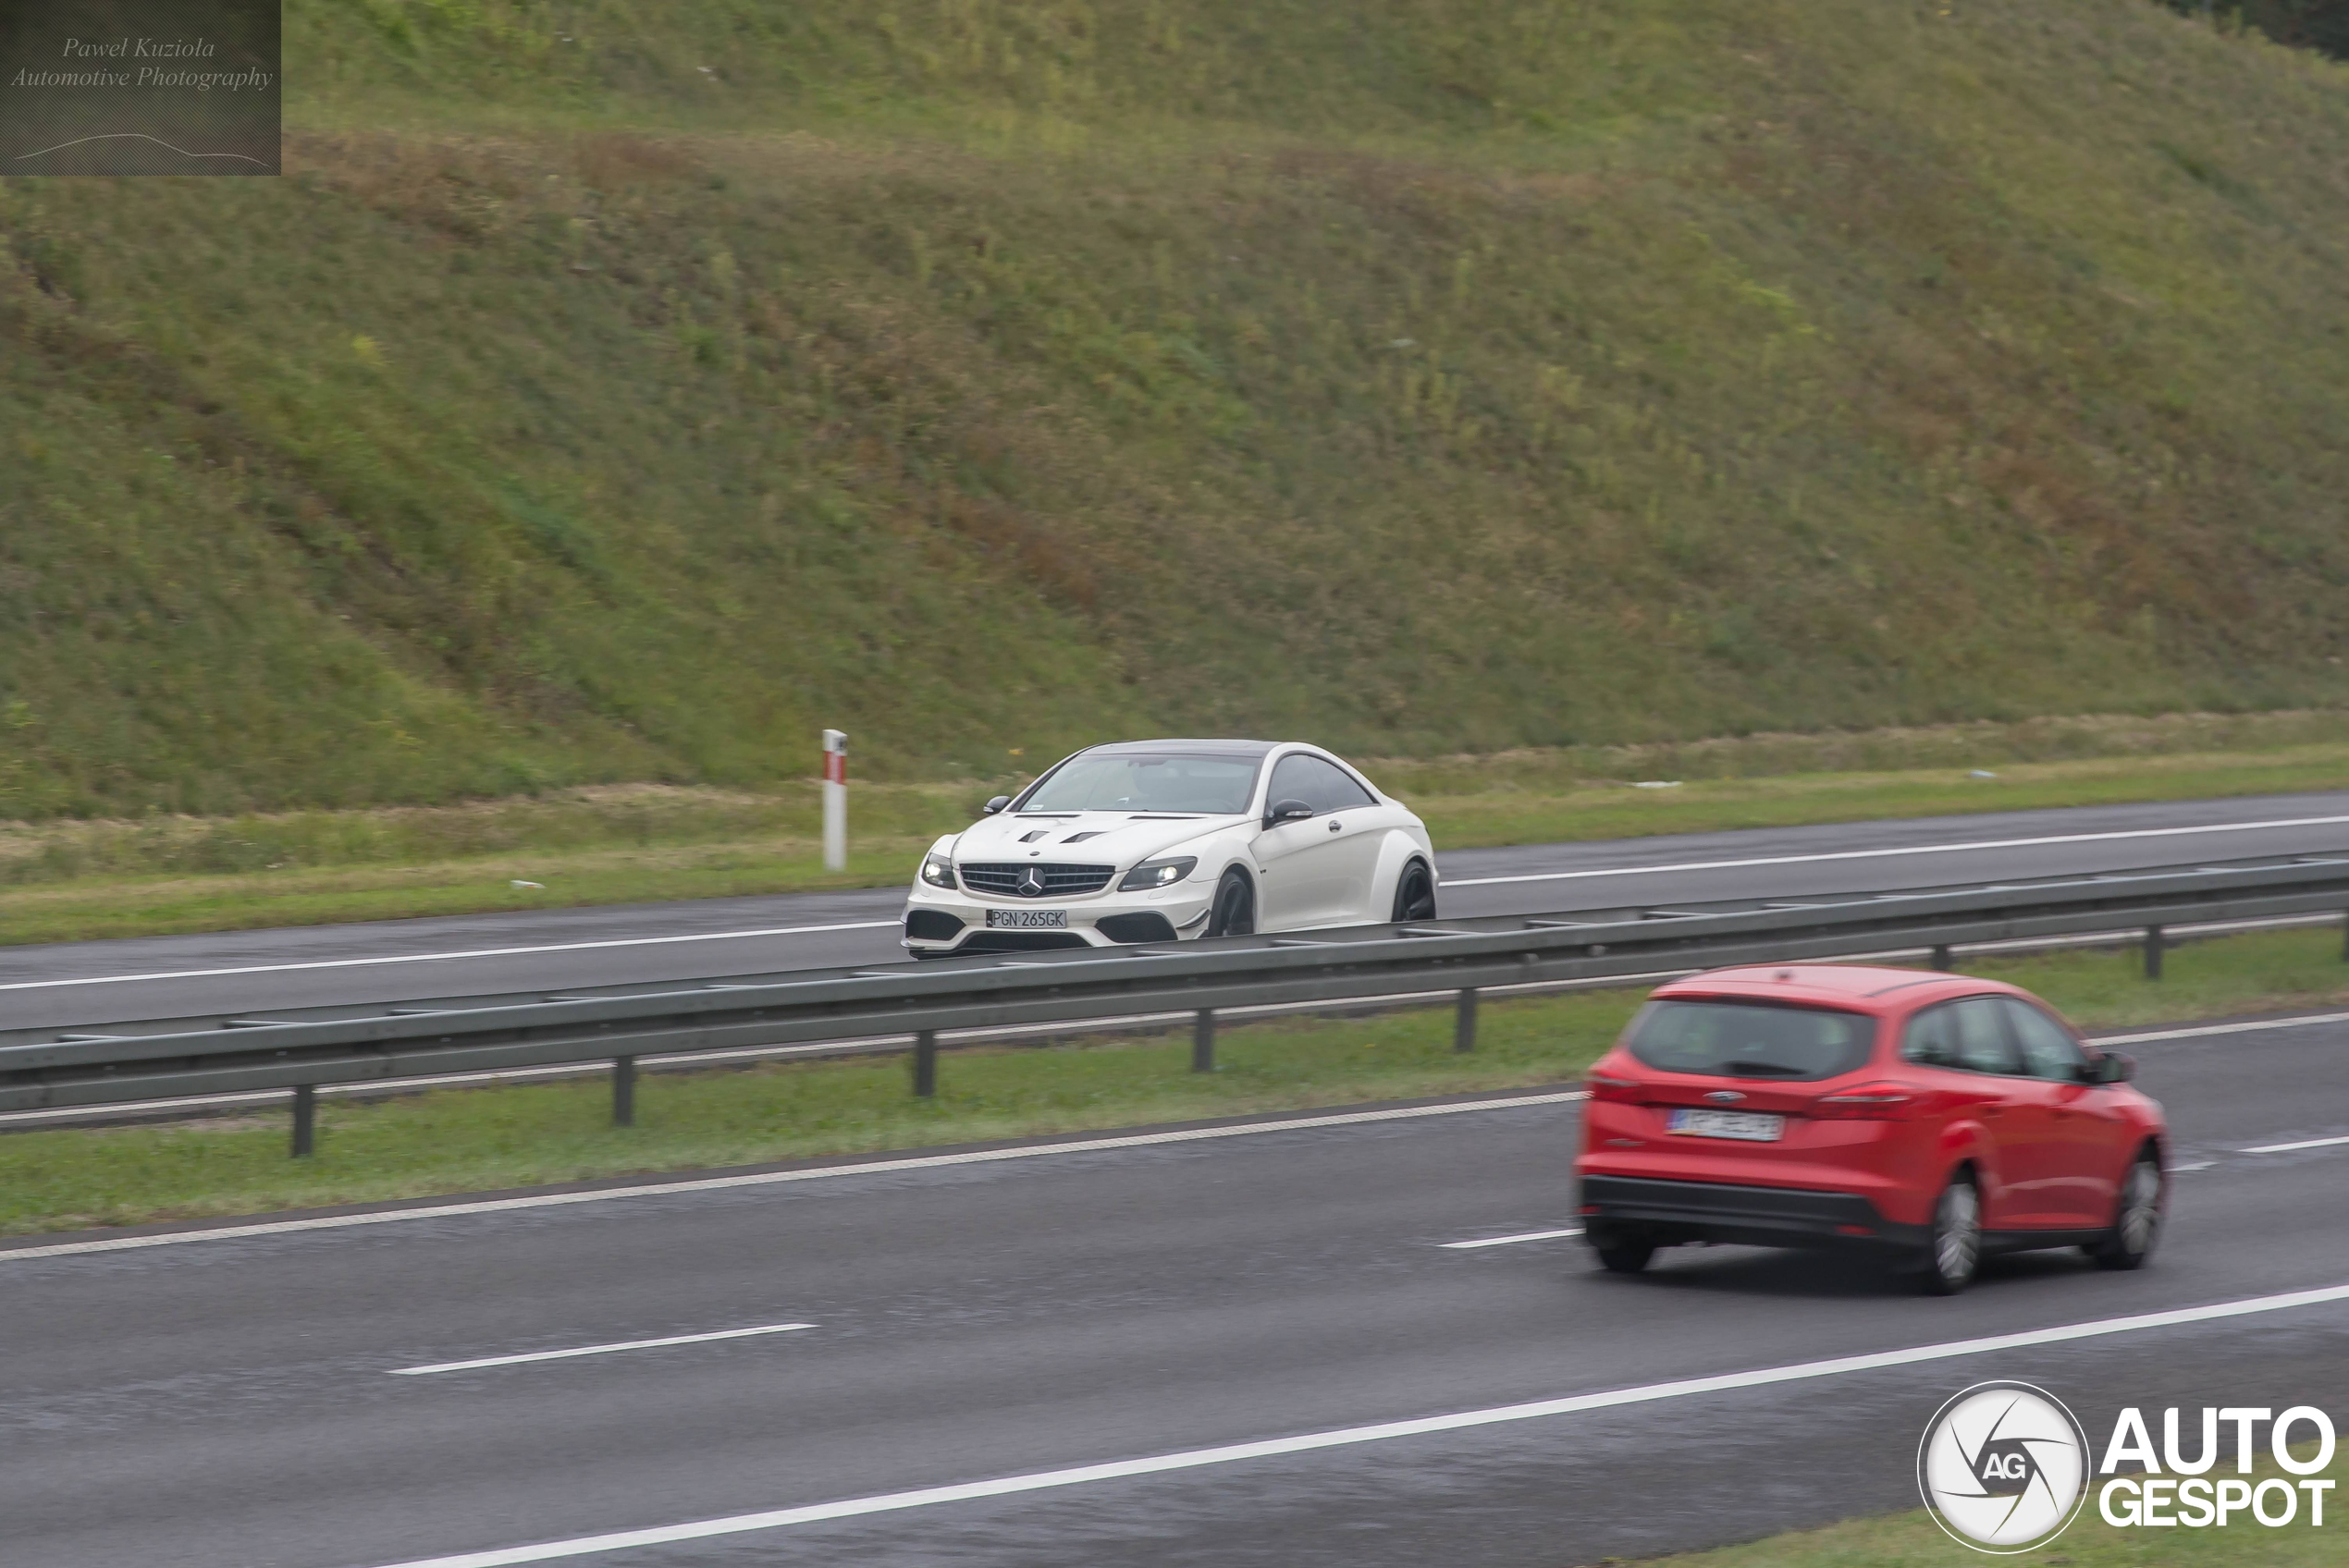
[821,729,847,872]
[290,1083,315,1158]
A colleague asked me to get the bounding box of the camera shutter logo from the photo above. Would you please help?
[1917,1382,2090,1553]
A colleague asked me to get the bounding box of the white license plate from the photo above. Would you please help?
[1666,1109,1785,1142]
[985,909,1068,929]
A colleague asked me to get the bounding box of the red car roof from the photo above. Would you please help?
[1652,963,2029,1012]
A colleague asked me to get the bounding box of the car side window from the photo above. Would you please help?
[1900,1004,1961,1068]
[2002,998,2088,1082]
[1266,754,1322,814]
[1266,755,1373,815]
[1952,998,2022,1074]
[1311,758,1376,811]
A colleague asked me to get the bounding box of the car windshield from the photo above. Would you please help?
[1019,753,1261,815]
[1623,999,1876,1082]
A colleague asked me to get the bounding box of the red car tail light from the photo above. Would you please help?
[1810,1081,1919,1121]
[1586,1072,1643,1103]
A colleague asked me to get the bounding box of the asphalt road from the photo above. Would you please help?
[4,1011,2345,1568]
[4,790,2348,1034]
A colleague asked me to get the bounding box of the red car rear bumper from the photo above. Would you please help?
[1577,1173,1931,1251]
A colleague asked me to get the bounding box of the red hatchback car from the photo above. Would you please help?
[1575,964,2168,1293]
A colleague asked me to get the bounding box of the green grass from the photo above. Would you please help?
[0,716,2343,945]
[1635,1446,2349,1567]
[6,923,2343,1238]
[4,2,2349,821]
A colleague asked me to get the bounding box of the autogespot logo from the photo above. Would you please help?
[1917,1382,2091,1553]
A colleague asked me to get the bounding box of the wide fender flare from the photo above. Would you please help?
[1369,833,1433,914]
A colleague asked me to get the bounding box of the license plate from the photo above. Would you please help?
[1666,1109,1785,1142]
[985,909,1068,929]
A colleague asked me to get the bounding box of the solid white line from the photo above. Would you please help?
[2244,1133,2349,1155]
[389,1322,816,1376]
[0,1090,1588,1262]
[365,1280,2349,1568]
[0,921,902,995]
[1440,813,2349,888]
[1440,1228,1585,1250]
[19,810,2343,993]
[2089,1011,2349,1047]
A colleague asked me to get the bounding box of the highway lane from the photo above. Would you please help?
[3,1012,2345,1568]
[2,789,2347,1033]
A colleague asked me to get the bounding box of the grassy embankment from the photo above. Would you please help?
[3,1,2348,826]
[1635,1445,2349,1567]
[6,922,2342,1239]
[4,709,2346,945]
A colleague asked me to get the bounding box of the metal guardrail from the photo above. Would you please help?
[5,852,2347,1153]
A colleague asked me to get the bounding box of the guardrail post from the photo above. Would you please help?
[1192,1010,1215,1072]
[1454,988,1478,1053]
[613,1056,636,1127]
[2342,911,2347,962]
[2144,925,2164,981]
[290,1083,315,1158]
[913,1029,938,1097]
[1929,945,1953,973]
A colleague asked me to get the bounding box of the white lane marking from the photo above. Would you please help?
[1440,1228,1585,1250]
[0,922,902,995]
[0,1091,1588,1262]
[2091,1011,2349,1047]
[18,809,2345,993]
[1440,813,2349,888]
[389,1322,816,1376]
[2169,1161,2217,1172]
[2244,1133,2349,1155]
[365,1280,2349,1568]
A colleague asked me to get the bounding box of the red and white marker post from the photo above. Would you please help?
[821,729,848,871]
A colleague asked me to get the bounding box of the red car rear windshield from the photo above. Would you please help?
[1624,999,1876,1081]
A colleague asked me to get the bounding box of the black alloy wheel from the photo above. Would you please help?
[2088,1150,2164,1271]
[1206,870,1256,938]
[1390,859,1437,923]
[1914,1171,1982,1295]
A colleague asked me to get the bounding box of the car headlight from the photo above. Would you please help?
[919,851,957,889]
[1117,856,1198,891]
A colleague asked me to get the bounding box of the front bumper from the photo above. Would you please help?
[1577,1174,1928,1251]
[902,883,1214,955]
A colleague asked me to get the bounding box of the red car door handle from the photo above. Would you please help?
[1983,1107,2000,1118]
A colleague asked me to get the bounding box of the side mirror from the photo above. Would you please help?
[982,795,1011,815]
[2088,1052,2135,1084]
[1263,798,1314,828]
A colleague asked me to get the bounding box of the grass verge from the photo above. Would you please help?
[1636,1444,2349,1566]
[5,925,2344,1239]
[2,726,2344,946]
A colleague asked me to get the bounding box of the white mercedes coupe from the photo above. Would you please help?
[902,740,1439,957]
